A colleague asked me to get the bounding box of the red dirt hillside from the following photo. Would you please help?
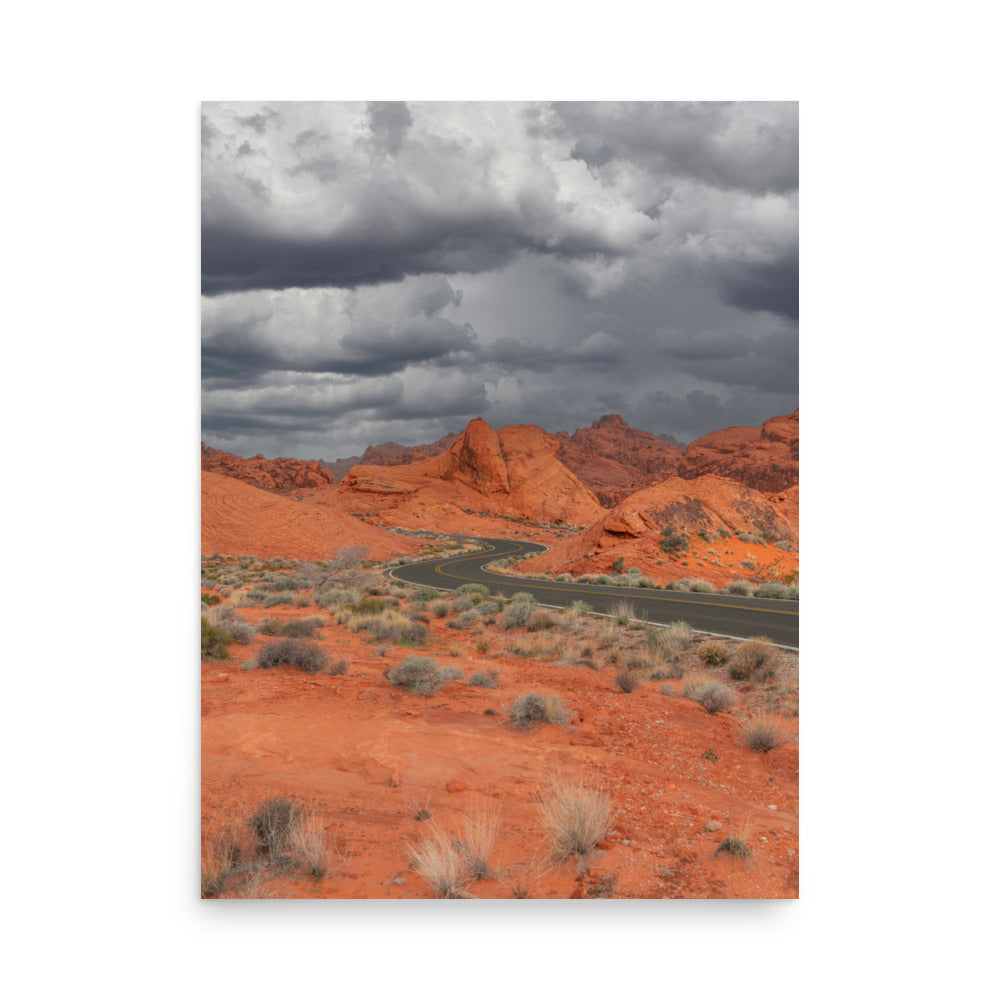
[202,443,335,493]
[201,471,417,561]
[678,410,798,493]
[517,475,798,589]
[555,414,684,507]
[337,418,605,528]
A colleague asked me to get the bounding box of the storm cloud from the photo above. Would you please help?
[201,101,798,460]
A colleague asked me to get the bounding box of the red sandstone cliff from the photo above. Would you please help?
[202,443,335,493]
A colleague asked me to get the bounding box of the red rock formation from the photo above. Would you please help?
[678,410,798,493]
[201,471,416,561]
[555,414,684,507]
[517,474,798,588]
[337,418,604,527]
[321,432,461,482]
[202,443,335,493]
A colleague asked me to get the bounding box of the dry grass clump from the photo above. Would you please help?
[609,600,635,625]
[728,636,776,680]
[614,669,641,693]
[742,715,784,752]
[538,777,614,861]
[289,812,333,880]
[715,836,752,859]
[248,796,303,857]
[460,806,501,880]
[468,671,499,688]
[508,693,570,727]
[697,641,730,666]
[688,680,736,714]
[408,825,474,898]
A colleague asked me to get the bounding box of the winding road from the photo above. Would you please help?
[389,536,799,649]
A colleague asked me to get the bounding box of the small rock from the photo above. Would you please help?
[767,804,778,810]
[445,779,467,793]
[389,770,401,787]
[704,820,724,832]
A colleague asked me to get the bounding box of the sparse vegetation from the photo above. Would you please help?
[508,693,570,728]
[742,715,783,752]
[728,636,776,680]
[614,669,641,693]
[468,671,499,688]
[610,600,635,625]
[257,638,331,673]
[201,616,233,660]
[716,837,752,859]
[688,680,735,714]
[408,825,473,899]
[697,641,730,666]
[387,655,448,695]
[538,777,614,861]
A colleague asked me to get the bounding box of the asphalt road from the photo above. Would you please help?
[389,536,799,649]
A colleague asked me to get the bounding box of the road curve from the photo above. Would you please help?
[389,536,799,649]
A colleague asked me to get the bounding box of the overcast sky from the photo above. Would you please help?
[202,101,798,460]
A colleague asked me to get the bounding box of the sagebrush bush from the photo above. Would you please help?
[687,579,714,593]
[257,638,330,674]
[726,581,751,596]
[728,636,776,680]
[689,681,735,714]
[206,605,255,644]
[387,656,446,694]
[468,671,498,688]
[508,693,570,727]
[201,616,233,660]
[697,641,730,666]
[499,601,534,630]
[754,582,793,599]
[527,611,556,632]
[538,777,614,861]
[742,716,783,752]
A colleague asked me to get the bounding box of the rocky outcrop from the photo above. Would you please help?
[321,432,461,482]
[555,414,685,506]
[338,418,604,526]
[678,410,798,493]
[202,443,335,493]
[517,474,798,588]
[201,472,416,561]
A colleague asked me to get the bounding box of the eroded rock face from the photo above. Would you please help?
[202,444,335,493]
[555,414,684,507]
[200,472,416,561]
[517,474,798,587]
[678,410,798,493]
[337,418,604,526]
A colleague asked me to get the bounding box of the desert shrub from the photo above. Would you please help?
[436,666,464,683]
[614,670,641,693]
[680,671,717,699]
[662,620,693,650]
[728,636,776,680]
[567,600,593,616]
[201,616,233,660]
[330,544,370,570]
[754,582,793,599]
[726,581,751,596]
[348,595,386,616]
[248,797,302,857]
[428,599,450,618]
[742,716,783,752]
[659,526,688,553]
[201,822,247,897]
[262,594,295,608]
[272,616,326,639]
[688,681,735,714]
[556,573,575,583]
[408,825,472,899]
[610,600,635,625]
[611,556,625,572]
[468,671,499,688]
[508,693,570,728]
[538,777,614,861]
[206,605,255,643]
[698,641,730,666]
[527,611,556,632]
[453,609,482,630]
[201,592,222,606]
[687,579,714,593]
[475,636,493,655]
[387,656,446,695]
[456,583,489,599]
[716,837,752,859]
[499,601,534,630]
[412,587,440,601]
[257,638,330,674]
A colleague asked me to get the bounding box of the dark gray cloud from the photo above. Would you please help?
[201,102,797,460]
